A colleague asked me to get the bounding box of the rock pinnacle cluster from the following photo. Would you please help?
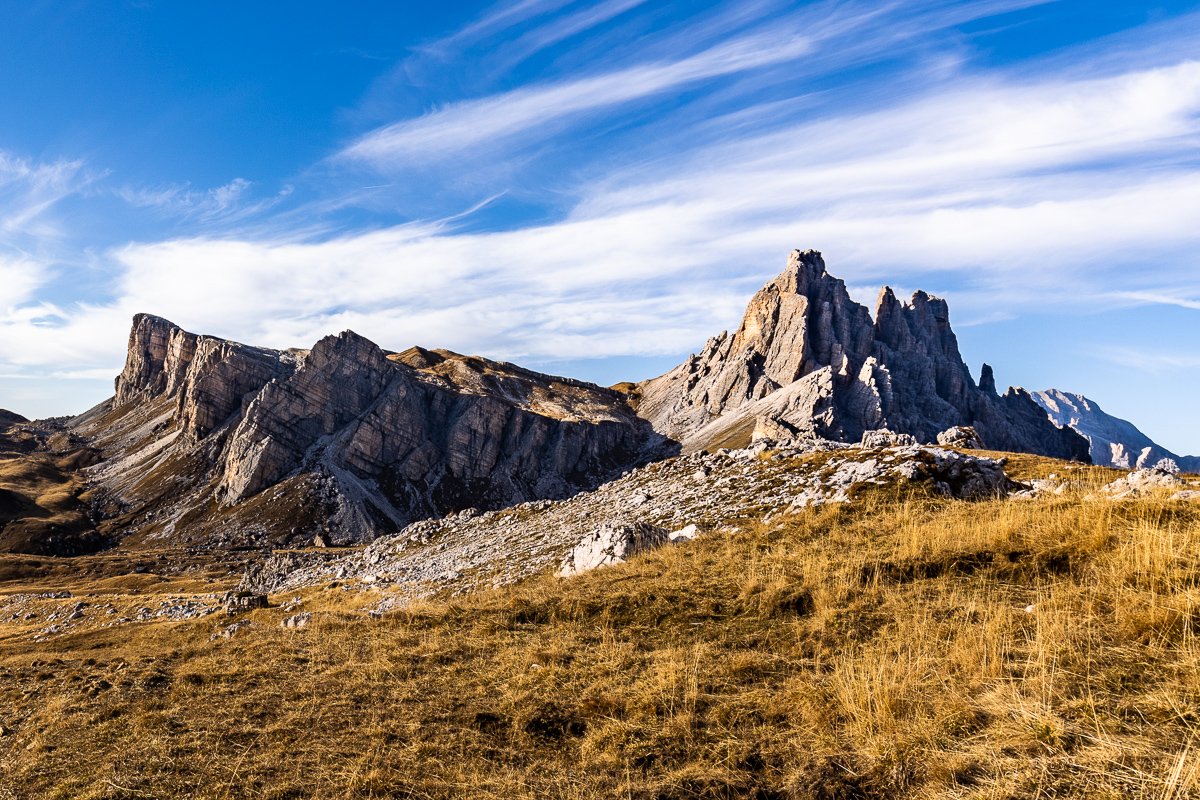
[635,250,1089,461]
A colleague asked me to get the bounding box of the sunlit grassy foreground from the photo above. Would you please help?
[1,460,1198,799]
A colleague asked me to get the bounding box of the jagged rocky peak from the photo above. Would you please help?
[637,248,1090,462]
[739,249,874,384]
[634,250,873,443]
[114,314,296,440]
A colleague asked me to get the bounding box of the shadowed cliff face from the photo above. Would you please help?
[67,317,668,549]
[636,250,1091,461]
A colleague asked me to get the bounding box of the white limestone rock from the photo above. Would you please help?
[669,524,700,542]
[860,429,918,448]
[937,425,984,449]
[556,522,669,577]
[1103,463,1185,499]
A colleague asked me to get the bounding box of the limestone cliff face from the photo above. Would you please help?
[82,316,664,547]
[637,250,1090,461]
[220,330,653,520]
[220,330,396,500]
[635,251,872,442]
[114,314,296,440]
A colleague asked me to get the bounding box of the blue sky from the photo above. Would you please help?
[1,0,1198,454]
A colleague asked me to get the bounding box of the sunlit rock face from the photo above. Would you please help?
[77,316,668,548]
[636,249,1090,461]
[1033,389,1199,472]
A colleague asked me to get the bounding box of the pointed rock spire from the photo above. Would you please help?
[979,363,997,395]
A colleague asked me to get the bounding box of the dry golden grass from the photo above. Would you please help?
[1,469,1198,799]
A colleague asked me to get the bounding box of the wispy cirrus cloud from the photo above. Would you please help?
[506,0,649,55]
[431,0,576,49]
[437,0,650,64]
[1112,290,1200,312]
[0,150,100,334]
[340,30,815,166]
[1096,346,1200,374]
[116,178,294,226]
[0,152,96,239]
[340,0,1053,170]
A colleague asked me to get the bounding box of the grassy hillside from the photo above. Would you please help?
[1,459,1198,799]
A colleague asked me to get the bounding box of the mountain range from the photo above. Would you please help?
[1033,389,1199,472]
[1,248,1097,555]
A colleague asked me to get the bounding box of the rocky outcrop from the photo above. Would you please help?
[114,314,297,440]
[860,429,917,448]
[938,426,984,449]
[1102,460,1188,499]
[239,438,1030,596]
[635,251,872,445]
[1034,389,1199,472]
[556,522,670,577]
[637,250,1090,462]
[74,315,667,548]
[220,330,659,538]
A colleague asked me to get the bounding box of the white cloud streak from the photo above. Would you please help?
[0,256,45,308]
[503,0,650,58]
[434,0,575,48]
[342,31,815,165]
[116,178,293,225]
[341,0,1053,169]
[1113,290,1200,311]
[1097,346,1200,373]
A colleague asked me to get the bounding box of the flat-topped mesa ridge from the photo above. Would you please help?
[68,315,667,549]
[636,249,1090,461]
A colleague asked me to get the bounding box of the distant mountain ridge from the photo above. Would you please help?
[1033,389,1199,473]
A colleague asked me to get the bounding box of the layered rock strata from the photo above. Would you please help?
[72,316,666,547]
